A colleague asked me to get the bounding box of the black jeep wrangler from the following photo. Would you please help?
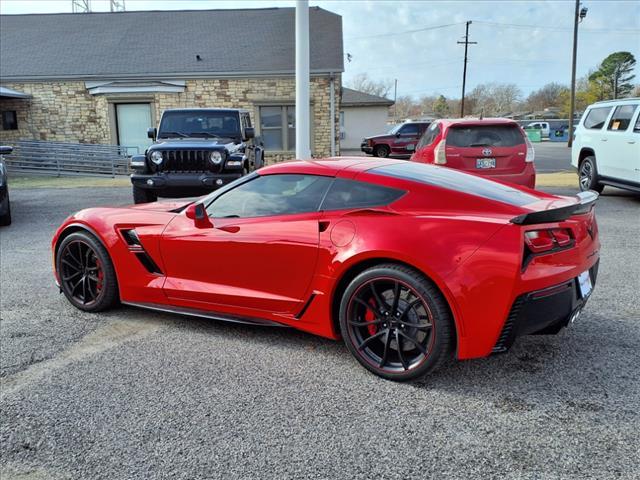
[130,108,263,204]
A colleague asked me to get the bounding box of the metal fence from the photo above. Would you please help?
[3,140,138,177]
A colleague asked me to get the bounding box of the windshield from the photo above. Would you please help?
[158,111,240,139]
[388,124,403,134]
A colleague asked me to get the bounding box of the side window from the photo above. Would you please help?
[1,111,18,130]
[607,105,638,131]
[398,124,419,136]
[320,178,405,211]
[207,174,332,219]
[583,107,612,129]
[417,122,440,149]
[634,114,640,133]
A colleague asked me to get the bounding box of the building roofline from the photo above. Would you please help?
[0,6,330,17]
[0,70,343,83]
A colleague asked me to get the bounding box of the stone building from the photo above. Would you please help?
[0,7,343,163]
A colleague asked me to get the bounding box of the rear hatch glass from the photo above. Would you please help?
[445,124,527,174]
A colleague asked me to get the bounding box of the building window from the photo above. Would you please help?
[259,106,296,151]
[1,111,18,130]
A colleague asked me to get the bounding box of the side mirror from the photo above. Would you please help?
[185,203,213,229]
[395,132,401,138]
[147,127,157,140]
[244,127,255,140]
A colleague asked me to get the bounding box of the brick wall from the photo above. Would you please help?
[0,75,341,163]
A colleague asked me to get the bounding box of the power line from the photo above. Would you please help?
[474,20,640,34]
[346,22,463,40]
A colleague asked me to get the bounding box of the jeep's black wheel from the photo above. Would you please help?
[133,186,158,204]
[373,145,390,158]
[56,231,119,312]
[339,263,454,381]
[0,197,11,226]
[579,156,604,193]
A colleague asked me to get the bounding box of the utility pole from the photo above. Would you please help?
[393,79,398,123]
[568,1,588,147]
[458,21,477,118]
[295,0,311,159]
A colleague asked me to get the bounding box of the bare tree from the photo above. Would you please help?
[526,83,569,111]
[467,83,522,116]
[347,73,394,98]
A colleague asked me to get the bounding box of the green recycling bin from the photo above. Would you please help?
[524,128,542,142]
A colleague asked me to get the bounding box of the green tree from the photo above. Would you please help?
[589,52,636,99]
[432,95,450,118]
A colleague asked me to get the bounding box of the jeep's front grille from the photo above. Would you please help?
[154,150,216,173]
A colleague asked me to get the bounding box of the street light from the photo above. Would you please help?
[568,1,587,147]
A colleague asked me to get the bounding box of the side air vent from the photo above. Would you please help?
[120,229,164,275]
[492,295,525,354]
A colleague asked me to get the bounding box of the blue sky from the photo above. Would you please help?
[2,0,639,99]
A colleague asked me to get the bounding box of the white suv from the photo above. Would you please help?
[572,98,640,193]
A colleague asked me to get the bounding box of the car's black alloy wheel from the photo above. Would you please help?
[57,231,119,312]
[339,264,453,381]
[579,156,604,193]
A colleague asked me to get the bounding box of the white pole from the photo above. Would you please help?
[295,0,311,159]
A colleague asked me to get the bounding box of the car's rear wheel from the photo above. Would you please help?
[339,264,453,381]
[579,156,604,193]
[373,145,390,158]
[56,231,119,312]
[133,186,158,204]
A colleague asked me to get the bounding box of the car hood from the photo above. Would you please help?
[149,138,236,150]
[364,133,394,141]
[128,199,195,212]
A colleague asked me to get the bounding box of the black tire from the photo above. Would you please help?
[133,186,158,204]
[339,263,453,381]
[578,156,604,193]
[56,231,119,312]
[373,145,390,158]
[0,197,11,226]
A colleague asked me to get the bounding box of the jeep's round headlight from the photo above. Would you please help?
[209,151,223,165]
[150,151,163,165]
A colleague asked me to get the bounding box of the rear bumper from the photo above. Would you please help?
[131,172,243,191]
[492,260,599,353]
[477,164,536,189]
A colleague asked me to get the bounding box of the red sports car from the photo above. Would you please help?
[52,158,600,381]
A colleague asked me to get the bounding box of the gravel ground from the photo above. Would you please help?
[1,185,639,479]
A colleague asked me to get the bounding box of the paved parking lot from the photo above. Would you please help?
[1,184,639,479]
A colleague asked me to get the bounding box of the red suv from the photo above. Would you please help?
[361,121,430,158]
[411,118,536,188]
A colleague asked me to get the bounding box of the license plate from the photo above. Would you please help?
[476,158,496,169]
[577,270,593,298]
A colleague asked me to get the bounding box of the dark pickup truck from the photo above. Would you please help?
[130,108,264,204]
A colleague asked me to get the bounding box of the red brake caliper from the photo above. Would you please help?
[95,258,104,292]
[366,299,377,336]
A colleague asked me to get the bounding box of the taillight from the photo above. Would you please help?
[434,139,447,164]
[524,228,573,253]
[525,135,535,163]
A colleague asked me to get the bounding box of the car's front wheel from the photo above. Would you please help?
[133,186,158,204]
[56,231,119,312]
[373,145,390,158]
[339,263,453,381]
[579,156,604,193]
[0,196,11,226]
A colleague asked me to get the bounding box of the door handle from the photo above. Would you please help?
[318,221,330,232]
[600,139,608,142]
[218,225,240,233]
[628,141,636,144]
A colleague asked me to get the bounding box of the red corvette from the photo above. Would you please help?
[52,158,600,381]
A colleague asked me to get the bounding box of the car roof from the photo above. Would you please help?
[162,108,248,114]
[258,157,400,176]
[436,117,520,127]
[588,97,639,107]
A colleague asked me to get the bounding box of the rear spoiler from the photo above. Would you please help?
[510,191,599,225]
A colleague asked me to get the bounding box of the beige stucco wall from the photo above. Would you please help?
[340,105,391,150]
[0,75,341,164]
